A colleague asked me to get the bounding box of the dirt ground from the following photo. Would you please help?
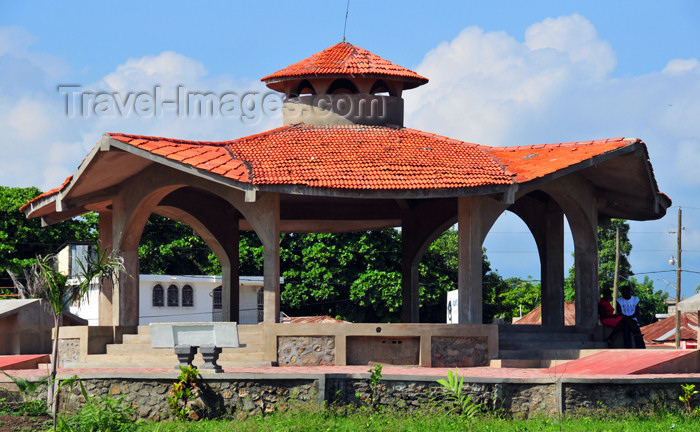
[0,414,51,431]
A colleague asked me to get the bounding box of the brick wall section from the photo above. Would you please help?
[277,336,335,366]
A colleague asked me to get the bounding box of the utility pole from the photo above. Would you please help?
[675,207,682,349]
[612,226,620,313]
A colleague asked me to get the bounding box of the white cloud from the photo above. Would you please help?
[0,31,281,189]
[404,14,700,295]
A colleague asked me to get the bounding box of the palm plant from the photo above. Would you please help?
[8,247,125,429]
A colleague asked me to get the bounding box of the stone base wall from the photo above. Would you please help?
[30,374,698,420]
[431,336,489,367]
[277,336,335,366]
[58,378,318,421]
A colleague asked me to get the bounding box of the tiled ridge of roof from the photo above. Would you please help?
[261,42,428,85]
[19,176,72,212]
[220,124,512,189]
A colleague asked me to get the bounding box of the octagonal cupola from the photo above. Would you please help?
[261,42,428,127]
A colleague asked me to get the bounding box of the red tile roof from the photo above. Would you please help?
[110,125,514,190]
[21,126,643,212]
[284,316,348,324]
[640,312,698,343]
[513,302,577,325]
[489,139,632,182]
[261,42,428,88]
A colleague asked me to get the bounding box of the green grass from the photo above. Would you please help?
[134,404,697,432]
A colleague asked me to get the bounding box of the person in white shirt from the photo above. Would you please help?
[615,285,646,349]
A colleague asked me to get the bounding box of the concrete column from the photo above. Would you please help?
[457,196,484,324]
[541,202,565,327]
[97,211,114,326]
[221,216,240,323]
[574,239,598,330]
[259,194,281,323]
[401,216,420,323]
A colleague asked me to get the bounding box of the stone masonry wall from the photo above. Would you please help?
[431,336,489,367]
[43,375,700,420]
[277,336,335,366]
[58,378,318,421]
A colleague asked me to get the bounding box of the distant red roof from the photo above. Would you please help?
[284,316,347,324]
[513,302,577,325]
[261,42,428,90]
[640,312,697,343]
[20,126,645,212]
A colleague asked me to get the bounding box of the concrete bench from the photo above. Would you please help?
[150,322,240,372]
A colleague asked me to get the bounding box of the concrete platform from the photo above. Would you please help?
[541,348,700,375]
[0,354,50,371]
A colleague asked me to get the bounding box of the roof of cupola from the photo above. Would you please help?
[261,42,429,92]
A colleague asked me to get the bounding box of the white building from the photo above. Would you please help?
[61,244,268,326]
[71,274,266,326]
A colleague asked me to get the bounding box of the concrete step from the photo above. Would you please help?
[81,350,269,367]
[498,349,543,360]
[106,341,264,355]
[499,339,599,351]
[499,332,593,342]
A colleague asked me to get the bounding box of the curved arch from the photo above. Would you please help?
[152,284,164,307]
[295,79,316,96]
[167,284,179,307]
[182,284,194,307]
[328,78,358,94]
[370,79,391,96]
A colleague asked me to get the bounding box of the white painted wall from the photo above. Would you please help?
[70,275,268,326]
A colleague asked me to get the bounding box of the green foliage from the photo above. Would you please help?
[167,365,202,421]
[679,384,699,416]
[434,368,482,418]
[631,276,669,326]
[55,375,136,432]
[0,186,96,287]
[0,371,49,404]
[0,397,48,416]
[364,364,383,409]
[138,215,220,276]
[280,231,402,322]
[597,219,633,292]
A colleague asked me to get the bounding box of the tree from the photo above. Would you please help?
[9,249,124,428]
[597,219,633,292]
[0,186,96,288]
[564,219,667,325]
[630,276,668,326]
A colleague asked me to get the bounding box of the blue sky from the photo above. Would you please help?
[2,1,700,298]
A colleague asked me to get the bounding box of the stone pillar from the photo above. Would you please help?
[541,202,565,327]
[97,211,114,326]
[457,196,484,324]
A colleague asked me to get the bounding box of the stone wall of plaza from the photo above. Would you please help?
[40,374,700,420]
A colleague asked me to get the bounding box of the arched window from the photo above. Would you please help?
[328,78,358,94]
[152,284,164,307]
[182,285,194,307]
[212,286,222,310]
[294,79,316,97]
[370,79,391,96]
[167,284,179,307]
